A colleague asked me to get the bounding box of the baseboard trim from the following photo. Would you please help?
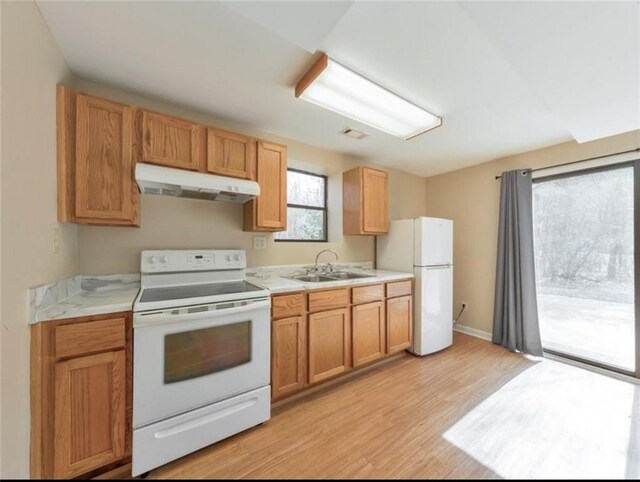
[453,324,492,341]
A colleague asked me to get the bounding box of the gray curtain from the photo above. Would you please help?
[492,169,543,356]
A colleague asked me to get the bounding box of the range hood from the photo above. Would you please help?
[135,163,259,203]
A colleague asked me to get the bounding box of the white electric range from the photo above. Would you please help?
[131,250,271,476]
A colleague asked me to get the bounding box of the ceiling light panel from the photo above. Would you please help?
[296,54,441,140]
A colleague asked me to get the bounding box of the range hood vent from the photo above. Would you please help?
[135,163,259,204]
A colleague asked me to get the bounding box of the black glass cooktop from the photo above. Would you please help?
[140,281,264,303]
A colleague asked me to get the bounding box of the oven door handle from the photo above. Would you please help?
[134,298,271,327]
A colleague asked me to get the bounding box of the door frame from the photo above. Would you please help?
[533,159,640,379]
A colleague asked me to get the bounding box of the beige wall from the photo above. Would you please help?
[0,2,78,478]
[73,79,427,274]
[0,7,426,475]
[424,129,640,335]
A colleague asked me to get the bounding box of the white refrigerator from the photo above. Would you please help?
[377,217,453,355]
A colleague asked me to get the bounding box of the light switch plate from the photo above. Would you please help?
[253,236,267,250]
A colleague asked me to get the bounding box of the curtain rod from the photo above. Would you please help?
[494,147,640,180]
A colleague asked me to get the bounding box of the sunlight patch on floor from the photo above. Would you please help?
[443,359,639,479]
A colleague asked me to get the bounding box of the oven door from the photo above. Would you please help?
[133,297,270,428]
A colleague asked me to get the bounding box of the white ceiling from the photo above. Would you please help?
[36,1,639,177]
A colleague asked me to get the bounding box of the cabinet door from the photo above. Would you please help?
[272,316,306,399]
[362,167,388,233]
[207,128,255,179]
[387,295,413,354]
[54,350,126,479]
[352,301,386,367]
[75,94,137,224]
[142,110,201,170]
[244,141,287,231]
[308,308,350,383]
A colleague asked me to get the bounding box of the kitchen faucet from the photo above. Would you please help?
[311,249,339,274]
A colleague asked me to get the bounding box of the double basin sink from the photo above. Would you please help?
[285,271,374,283]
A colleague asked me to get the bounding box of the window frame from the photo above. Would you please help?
[532,159,640,379]
[275,168,328,243]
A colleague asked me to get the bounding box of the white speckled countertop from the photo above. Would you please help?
[29,264,413,323]
[246,263,413,294]
[29,274,140,323]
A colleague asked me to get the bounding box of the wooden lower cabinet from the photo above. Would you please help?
[31,312,132,479]
[271,316,306,399]
[352,301,386,367]
[54,350,126,478]
[386,295,413,354]
[308,308,351,383]
[271,281,413,401]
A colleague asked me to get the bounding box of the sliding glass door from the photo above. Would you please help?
[532,162,638,377]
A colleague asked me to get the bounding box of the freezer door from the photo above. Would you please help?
[412,266,453,355]
[414,217,453,267]
[376,219,415,272]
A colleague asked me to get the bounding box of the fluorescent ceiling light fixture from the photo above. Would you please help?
[295,53,442,140]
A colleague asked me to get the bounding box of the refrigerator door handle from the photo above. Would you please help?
[424,264,453,269]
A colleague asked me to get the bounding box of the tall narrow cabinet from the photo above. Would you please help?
[243,140,287,231]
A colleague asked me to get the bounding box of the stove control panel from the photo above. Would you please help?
[141,250,246,273]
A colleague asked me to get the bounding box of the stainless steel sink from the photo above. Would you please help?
[326,272,374,280]
[286,271,374,283]
[287,274,337,283]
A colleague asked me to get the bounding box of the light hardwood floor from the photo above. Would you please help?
[151,333,640,479]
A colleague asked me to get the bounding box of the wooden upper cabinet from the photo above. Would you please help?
[141,110,202,170]
[207,128,256,179]
[58,86,138,226]
[244,141,287,232]
[362,167,389,233]
[343,166,389,235]
[54,350,126,479]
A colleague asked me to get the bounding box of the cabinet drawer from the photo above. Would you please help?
[352,284,384,305]
[55,317,126,359]
[307,288,348,313]
[386,280,412,298]
[272,293,304,319]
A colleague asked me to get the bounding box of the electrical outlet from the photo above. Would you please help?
[461,301,469,312]
[253,236,267,250]
[52,228,60,254]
